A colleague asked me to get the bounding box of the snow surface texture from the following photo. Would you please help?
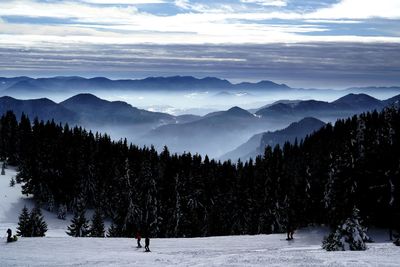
[0,166,75,237]
[1,166,400,266]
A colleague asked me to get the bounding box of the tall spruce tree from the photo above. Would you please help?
[67,205,89,237]
[89,209,105,237]
[17,206,31,237]
[29,207,48,237]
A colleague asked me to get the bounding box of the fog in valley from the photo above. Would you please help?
[2,79,400,159]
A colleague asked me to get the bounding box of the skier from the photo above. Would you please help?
[286,220,295,240]
[145,236,150,252]
[136,231,142,248]
[286,210,296,241]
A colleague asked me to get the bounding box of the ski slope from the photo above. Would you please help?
[1,165,400,266]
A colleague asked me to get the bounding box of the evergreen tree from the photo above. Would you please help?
[107,222,121,237]
[29,207,48,237]
[143,161,160,237]
[89,209,105,237]
[16,206,31,237]
[66,205,89,237]
[1,161,5,175]
[9,177,15,187]
[322,208,371,251]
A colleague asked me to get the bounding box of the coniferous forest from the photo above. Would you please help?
[0,107,399,238]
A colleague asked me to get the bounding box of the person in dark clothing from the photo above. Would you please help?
[7,229,14,243]
[136,232,142,248]
[286,222,294,240]
[145,237,150,252]
[286,211,297,241]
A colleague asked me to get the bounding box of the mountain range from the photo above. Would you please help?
[0,76,290,93]
[1,92,400,158]
[254,93,396,122]
[2,76,399,95]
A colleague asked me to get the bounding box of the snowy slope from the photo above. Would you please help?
[1,229,400,267]
[1,165,400,266]
[0,166,72,237]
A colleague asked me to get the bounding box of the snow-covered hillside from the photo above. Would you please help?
[1,166,399,266]
[0,166,73,237]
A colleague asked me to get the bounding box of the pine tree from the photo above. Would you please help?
[17,206,31,237]
[66,207,90,237]
[141,160,160,237]
[29,207,48,237]
[89,209,105,237]
[9,177,15,187]
[1,161,5,175]
[322,208,371,251]
[107,222,121,237]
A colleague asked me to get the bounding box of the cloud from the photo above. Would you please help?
[81,0,165,3]
[0,0,399,88]
[173,0,236,13]
[240,0,287,7]
[306,0,400,20]
[1,43,399,88]
[0,0,399,51]
[0,0,139,23]
[174,0,190,9]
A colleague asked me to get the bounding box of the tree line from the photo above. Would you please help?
[0,107,399,238]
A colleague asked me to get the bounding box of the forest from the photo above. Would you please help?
[0,107,399,238]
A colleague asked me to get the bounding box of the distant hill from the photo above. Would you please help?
[220,132,264,162]
[0,96,78,123]
[2,76,400,99]
[248,100,302,113]
[332,93,384,110]
[1,76,291,93]
[0,77,31,91]
[0,94,179,141]
[60,93,175,125]
[221,117,325,161]
[141,106,266,157]
[255,93,392,122]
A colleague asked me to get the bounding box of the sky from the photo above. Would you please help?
[0,0,399,88]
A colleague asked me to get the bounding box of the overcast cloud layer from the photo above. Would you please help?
[0,0,399,87]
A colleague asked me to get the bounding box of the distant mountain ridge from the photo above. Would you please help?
[1,92,400,158]
[0,76,290,93]
[60,93,175,125]
[140,105,267,157]
[0,94,177,132]
[255,93,386,121]
[0,96,78,123]
[2,76,400,96]
[221,117,326,161]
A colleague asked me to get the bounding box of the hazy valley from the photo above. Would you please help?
[1,76,400,158]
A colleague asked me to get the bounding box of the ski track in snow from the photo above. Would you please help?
[1,166,400,266]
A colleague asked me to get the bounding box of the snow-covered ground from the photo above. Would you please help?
[0,165,75,237]
[1,166,400,266]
